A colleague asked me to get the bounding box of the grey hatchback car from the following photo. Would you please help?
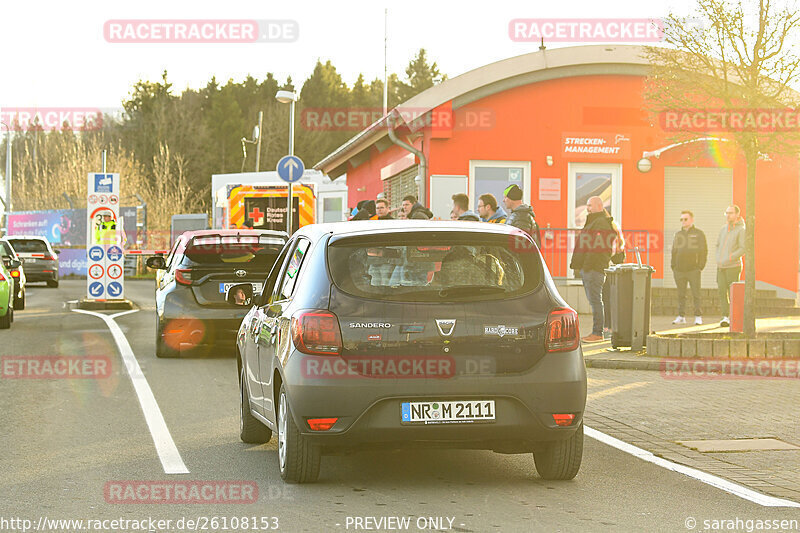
[230,221,587,483]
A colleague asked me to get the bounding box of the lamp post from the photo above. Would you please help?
[276,90,297,236]
[1,121,11,233]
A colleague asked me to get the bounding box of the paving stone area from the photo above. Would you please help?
[586,369,800,503]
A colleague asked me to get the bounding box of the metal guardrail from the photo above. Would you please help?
[538,227,657,280]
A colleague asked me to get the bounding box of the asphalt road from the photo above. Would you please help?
[1,280,799,533]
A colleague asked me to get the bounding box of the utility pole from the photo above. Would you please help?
[255,111,263,172]
[383,8,389,116]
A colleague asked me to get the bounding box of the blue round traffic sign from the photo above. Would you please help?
[88,246,104,261]
[107,282,123,298]
[107,245,123,262]
[277,155,305,183]
[88,281,104,298]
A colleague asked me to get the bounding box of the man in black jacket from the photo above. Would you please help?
[401,195,433,220]
[570,196,614,342]
[502,185,541,247]
[671,210,708,325]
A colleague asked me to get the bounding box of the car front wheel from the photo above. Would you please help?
[533,423,584,480]
[277,384,320,483]
[240,366,272,443]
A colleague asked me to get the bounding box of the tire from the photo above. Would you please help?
[277,384,320,483]
[47,279,59,288]
[0,308,11,329]
[155,316,180,358]
[240,366,272,443]
[15,289,25,311]
[533,423,584,480]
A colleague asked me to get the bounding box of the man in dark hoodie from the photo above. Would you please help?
[351,200,377,221]
[502,184,541,247]
[570,196,614,342]
[671,210,708,325]
[716,205,745,327]
[401,195,433,220]
[451,193,480,221]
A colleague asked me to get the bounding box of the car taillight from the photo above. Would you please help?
[10,270,19,278]
[175,269,193,285]
[307,417,338,431]
[552,413,576,426]
[0,272,5,282]
[291,310,342,355]
[545,308,579,352]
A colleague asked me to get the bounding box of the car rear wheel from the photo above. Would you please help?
[0,307,12,329]
[15,289,25,310]
[277,384,320,483]
[155,316,180,358]
[240,366,272,443]
[533,423,584,480]
[47,280,59,288]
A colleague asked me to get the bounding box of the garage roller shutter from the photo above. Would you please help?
[663,166,733,289]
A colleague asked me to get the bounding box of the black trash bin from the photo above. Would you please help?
[605,260,655,351]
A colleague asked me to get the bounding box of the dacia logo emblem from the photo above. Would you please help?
[235,269,247,278]
[435,319,456,337]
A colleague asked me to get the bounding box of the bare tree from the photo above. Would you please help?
[645,0,800,337]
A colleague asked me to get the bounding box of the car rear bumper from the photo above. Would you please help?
[280,349,587,451]
[161,288,249,349]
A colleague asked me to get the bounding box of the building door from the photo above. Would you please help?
[430,175,467,220]
[567,163,622,277]
[663,166,733,289]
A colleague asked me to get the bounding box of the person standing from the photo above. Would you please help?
[602,219,625,337]
[502,185,541,247]
[477,193,507,223]
[716,205,745,327]
[401,195,433,220]
[451,193,480,221]
[671,210,708,325]
[375,198,394,220]
[570,196,614,342]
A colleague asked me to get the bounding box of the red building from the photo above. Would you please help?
[315,45,799,302]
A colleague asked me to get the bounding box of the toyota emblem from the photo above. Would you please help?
[235,269,247,278]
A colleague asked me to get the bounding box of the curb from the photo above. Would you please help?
[73,299,136,311]
[584,357,661,371]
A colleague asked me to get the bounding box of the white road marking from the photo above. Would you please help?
[585,426,800,508]
[72,309,189,474]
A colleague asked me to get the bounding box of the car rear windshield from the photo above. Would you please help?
[183,238,283,268]
[328,232,543,302]
[8,239,48,253]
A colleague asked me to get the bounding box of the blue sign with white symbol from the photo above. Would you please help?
[88,281,104,298]
[277,155,304,183]
[88,246,104,261]
[401,402,411,422]
[107,246,123,262]
[107,282,123,298]
[94,173,113,193]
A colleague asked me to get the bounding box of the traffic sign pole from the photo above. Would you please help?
[276,154,304,236]
[287,101,295,236]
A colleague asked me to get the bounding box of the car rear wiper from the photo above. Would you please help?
[437,286,506,298]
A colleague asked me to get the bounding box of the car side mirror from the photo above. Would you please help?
[8,259,21,269]
[146,255,166,270]
[226,283,254,306]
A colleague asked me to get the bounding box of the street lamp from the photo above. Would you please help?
[275,90,297,235]
[0,121,11,234]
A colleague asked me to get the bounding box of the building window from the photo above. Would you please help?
[383,165,419,209]
[468,160,532,213]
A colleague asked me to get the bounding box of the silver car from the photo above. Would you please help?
[6,236,60,288]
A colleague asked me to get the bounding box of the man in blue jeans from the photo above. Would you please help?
[570,196,614,342]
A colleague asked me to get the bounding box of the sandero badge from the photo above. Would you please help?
[435,319,456,337]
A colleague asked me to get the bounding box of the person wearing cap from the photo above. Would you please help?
[503,184,541,247]
[351,200,378,221]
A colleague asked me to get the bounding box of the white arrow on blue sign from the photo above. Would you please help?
[277,155,304,183]
[89,282,104,298]
[107,282,123,298]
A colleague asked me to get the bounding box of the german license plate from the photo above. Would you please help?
[219,282,263,294]
[401,400,495,424]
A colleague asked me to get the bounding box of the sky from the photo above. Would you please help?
[1,0,699,110]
